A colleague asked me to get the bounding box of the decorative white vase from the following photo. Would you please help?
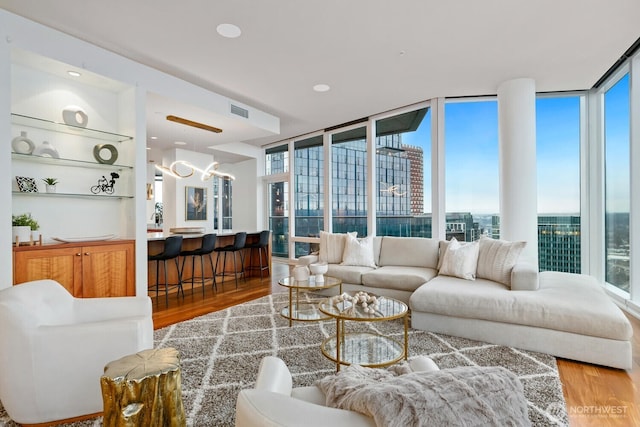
[12,226,31,244]
[309,262,328,282]
[11,131,35,154]
[62,105,89,128]
[292,265,310,281]
[33,141,60,158]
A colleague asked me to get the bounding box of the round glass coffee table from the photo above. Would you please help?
[319,292,409,371]
[278,275,342,327]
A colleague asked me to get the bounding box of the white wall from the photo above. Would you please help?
[146,164,157,226]
[0,37,11,288]
[228,158,259,232]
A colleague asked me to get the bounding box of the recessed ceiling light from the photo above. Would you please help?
[313,84,331,93]
[174,141,187,146]
[217,23,242,38]
[146,147,151,150]
[150,136,158,140]
[67,70,81,77]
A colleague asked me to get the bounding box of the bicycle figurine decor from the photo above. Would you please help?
[91,172,119,194]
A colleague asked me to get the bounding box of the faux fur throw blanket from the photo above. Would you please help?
[315,364,531,427]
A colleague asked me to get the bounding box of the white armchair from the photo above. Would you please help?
[235,356,440,427]
[0,279,154,425]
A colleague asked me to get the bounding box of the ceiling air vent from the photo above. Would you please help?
[230,104,249,119]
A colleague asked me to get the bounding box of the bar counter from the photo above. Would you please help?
[147,231,271,291]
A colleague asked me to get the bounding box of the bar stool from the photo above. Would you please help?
[180,233,217,296]
[245,230,270,279]
[214,232,247,289]
[148,235,184,306]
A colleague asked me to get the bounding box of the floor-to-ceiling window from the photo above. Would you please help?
[604,73,630,293]
[536,95,582,273]
[375,106,432,237]
[222,179,232,230]
[265,143,289,257]
[331,126,368,236]
[268,181,288,258]
[293,135,324,256]
[213,178,233,231]
[153,175,163,226]
[444,99,499,241]
[266,144,289,174]
[262,82,636,302]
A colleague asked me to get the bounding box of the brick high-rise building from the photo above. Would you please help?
[402,144,424,215]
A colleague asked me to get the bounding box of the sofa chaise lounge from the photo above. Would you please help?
[298,233,633,369]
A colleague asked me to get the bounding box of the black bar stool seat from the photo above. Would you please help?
[148,235,184,305]
[180,233,217,296]
[214,232,247,289]
[245,230,270,279]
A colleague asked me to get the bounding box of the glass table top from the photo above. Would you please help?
[318,293,408,321]
[278,275,341,290]
[281,303,330,322]
[322,332,405,367]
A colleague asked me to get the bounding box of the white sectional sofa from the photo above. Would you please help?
[298,233,633,369]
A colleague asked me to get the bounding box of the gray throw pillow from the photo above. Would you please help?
[476,237,526,286]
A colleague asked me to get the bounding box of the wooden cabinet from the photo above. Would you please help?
[13,240,135,297]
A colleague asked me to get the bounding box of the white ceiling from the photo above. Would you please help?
[2,1,639,163]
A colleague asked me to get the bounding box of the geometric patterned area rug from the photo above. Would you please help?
[0,292,568,426]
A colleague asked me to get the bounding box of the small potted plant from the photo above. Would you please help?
[42,177,58,193]
[12,213,39,244]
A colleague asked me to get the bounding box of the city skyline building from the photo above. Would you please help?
[538,215,581,273]
[402,143,425,215]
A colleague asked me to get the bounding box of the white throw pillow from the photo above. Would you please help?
[341,234,377,268]
[436,240,450,271]
[477,236,526,286]
[438,237,479,281]
[319,231,357,264]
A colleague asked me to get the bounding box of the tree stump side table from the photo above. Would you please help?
[101,347,186,427]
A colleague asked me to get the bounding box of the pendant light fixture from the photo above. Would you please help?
[156,115,234,180]
[155,160,235,181]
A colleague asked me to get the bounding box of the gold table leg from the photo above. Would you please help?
[404,313,409,360]
[336,317,341,372]
[288,287,293,327]
[295,286,300,324]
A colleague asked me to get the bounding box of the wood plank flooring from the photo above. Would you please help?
[151,262,640,426]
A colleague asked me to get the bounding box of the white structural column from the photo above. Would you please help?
[497,78,538,266]
[431,98,446,241]
[0,37,11,289]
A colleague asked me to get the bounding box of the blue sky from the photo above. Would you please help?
[401,80,630,215]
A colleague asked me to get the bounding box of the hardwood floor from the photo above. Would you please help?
[151,262,640,426]
[557,313,640,426]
